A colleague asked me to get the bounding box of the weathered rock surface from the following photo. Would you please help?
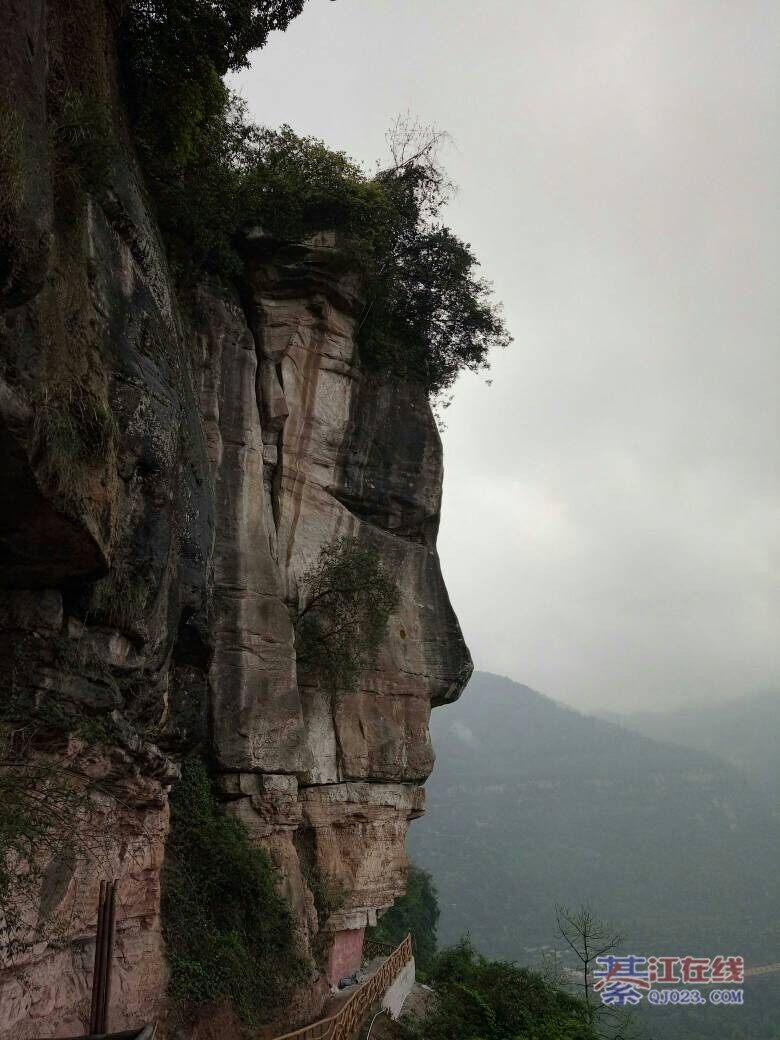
[0,740,175,1039]
[0,3,472,1036]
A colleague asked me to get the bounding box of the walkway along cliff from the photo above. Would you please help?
[0,2,476,1035]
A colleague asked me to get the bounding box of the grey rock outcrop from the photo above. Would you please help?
[0,4,471,1035]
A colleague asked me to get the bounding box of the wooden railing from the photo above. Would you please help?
[271,934,413,1040]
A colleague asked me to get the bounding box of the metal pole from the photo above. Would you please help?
[98,881,118,1033]
[89,881,107,1036]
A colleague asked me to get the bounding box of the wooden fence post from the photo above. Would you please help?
[88,879,118,1036]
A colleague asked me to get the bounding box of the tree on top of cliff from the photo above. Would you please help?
[121,1,305,169]
[119,3,307,279]
[228,119,512,395]
[120,3,511,395]
[293,537,399,692]
[356,117,512,395]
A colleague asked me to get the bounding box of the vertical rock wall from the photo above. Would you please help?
[0,4,472,1036]
[196,234,472,964]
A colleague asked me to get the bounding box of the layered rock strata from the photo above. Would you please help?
[0,3,472,1035]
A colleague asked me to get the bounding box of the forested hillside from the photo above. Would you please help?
[409,672,780,1037]
[601,691,780,806]
[410,672,779,962]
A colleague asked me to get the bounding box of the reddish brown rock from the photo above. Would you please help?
[0,4,471,1035]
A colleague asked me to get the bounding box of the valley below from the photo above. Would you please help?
[409,671,780,1039]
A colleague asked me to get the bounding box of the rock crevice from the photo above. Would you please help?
[0,9,472,1035]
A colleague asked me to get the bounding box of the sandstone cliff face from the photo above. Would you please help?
[0,4,471,1036]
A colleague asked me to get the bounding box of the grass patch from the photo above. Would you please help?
[50,89,117,202]
[44,0,117,237]
[32,381,117,509]
[0,97,23,235]
[0,93,43,303]
[162,758,307,1023]
[90,563,149,634]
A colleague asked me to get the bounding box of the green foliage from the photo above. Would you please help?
[359,221,511,395]
[90,563,149,635]
[121,0,305,165]
[200,116,509,393]
[46,0,117,216]
[236,125,512,393]
[162,757,306,1023]
[33,382,117,507]
[238,124,392,245]
[50,90,117,200]
[300,864,345,965]
[293,536,400,691]
[303,868,345,931]
[0,753,85,946]
[401,938,598,1040]
[119,4,510,394]
[369,864,439,973]
[0,93,38,301]
[119,1,305,273]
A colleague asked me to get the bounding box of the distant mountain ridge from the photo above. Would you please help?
[599,690,780,803]
[410,671,780,970]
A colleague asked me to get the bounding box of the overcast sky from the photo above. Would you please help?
[233,0,780,712]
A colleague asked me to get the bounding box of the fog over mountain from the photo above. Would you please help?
[410,672,780,963]
[409,671,780,1040]
[601,690,780,803]
[233,0,780,712]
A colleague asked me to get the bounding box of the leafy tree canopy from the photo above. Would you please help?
[369,863,440,973]
[293,536,399,691]
[121,1,304,166]
[402,937,599,1040]
[119,6,511,395]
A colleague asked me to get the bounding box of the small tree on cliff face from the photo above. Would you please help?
[293,537,399,691]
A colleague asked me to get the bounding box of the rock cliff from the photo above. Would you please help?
[0,3,471,1035]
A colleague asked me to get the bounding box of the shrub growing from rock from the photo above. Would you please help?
[293,536,400,692]
[162,757,306,1023]
[402,937,599,1040]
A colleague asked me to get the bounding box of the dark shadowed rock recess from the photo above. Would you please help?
[0,5,472,1035]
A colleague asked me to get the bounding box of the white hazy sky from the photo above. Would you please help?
[232,0,780,712]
